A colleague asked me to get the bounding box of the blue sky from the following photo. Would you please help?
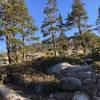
[0,0,100,52]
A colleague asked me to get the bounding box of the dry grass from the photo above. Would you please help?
[22,73,58,84]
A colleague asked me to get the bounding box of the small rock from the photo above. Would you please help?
[72,91,90,100]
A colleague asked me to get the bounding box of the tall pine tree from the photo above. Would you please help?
[41,0,58,57]
[57,14,68,56]
[18,0,38,61]
[66,0,90,53]
[0,0,13,63]
[0,0,37,63]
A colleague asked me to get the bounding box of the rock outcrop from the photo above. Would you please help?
[48,62,99,99]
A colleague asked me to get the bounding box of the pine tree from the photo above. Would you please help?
[0,0,37,63]
[57,14,68,56]
[66,0,90,53]
[10,0,22,62]
[20,17,38,61]
[0,1,13,63]
[41,0,58,57]
[18,1,38,61]
[0,0,23,63]
[96,6,100,34]
[0,0,24,63]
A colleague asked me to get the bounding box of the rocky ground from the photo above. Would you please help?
[0,56,100,100]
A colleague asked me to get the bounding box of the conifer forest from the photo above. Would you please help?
[0,0,100,100]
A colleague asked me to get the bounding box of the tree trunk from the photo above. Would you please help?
[61,32,66,56]
[11,2,18,63]
[50,10,57,57]
[5,34,12,64]
[12,34,18,63]
[4,0,12,64]
[62,45,65,56]
[22,36,25,61]
[52,31,57,57]
[77,17,86,53]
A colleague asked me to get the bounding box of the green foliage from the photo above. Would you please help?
[74,31,100,50]
[41,0,58,56]
[65,0,90,54]
[66,0,89,31]
[0,0,99,65]
[0,0,38,63]
[57,14,68,55]
[41,0,58,38]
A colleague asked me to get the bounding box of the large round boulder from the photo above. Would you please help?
[49,62,73,75]
[59,77,82,91]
